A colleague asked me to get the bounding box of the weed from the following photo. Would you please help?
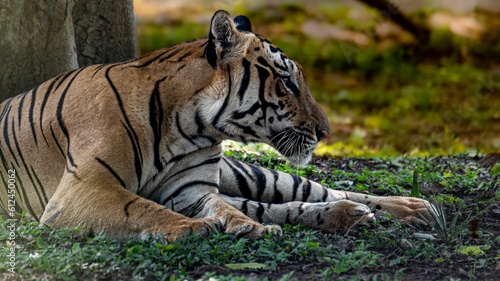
[410,169,421,198]
[423,202,471,247]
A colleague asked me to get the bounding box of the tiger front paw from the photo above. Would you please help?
[304,200,375,233]
[371,196,432,225]
[142,217,221,241]
[224,213,282,239]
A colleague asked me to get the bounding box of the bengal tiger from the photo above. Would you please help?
[0,10,431,241]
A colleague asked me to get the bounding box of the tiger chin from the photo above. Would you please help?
[0,10,431,241]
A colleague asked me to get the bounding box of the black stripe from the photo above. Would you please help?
[177,193,211,217]
[150,157,221,197]
[241,199,249,214]
[200,39,209,47]
[0,143,8,169]
[11,117,45,209]
[270,170,283,204]
[175,112,196,145]
[0,147,11,208]
[257,56,277,77]
[6,162,24,212]
[298,203,304,216]
[133,49,171,68]
[54,70,78,91]
[212,66,233,136]
[105,66,143,187]
[0,99,13,121]
[96,157,127,188]
[176,64,186,72]
[317,213,324,225]
[226,157,256,181]
[92,64,107,78]
[2,107,20,167]
[285,208,291,223]
[176,51,193,62]
[28,86,40,145]
[195,110,205,135]
[121,121,143,188]
[158,49,182,63]
[322,187,329,202]
[238,59,251,104]
[149,77,167,171]
[273,60,288,72]
[254,65,270,127]
[0,172,7,211]
[227,121,259,139]
[162,157,220,185]
[223,158,253,199]
[284,78,300,97]
[39,73,66,145]
[256,202,264,222]
[30,166,48,205]
[56,68,85,171]
[13,169,38,220]
[291,175,301,201]
[212,93,233,137]
[275,82,287,98]
[17,92,28,130]
[123,198,139,217]
[12,116,45,209]
[269,45,280,53]
[302,180,311,202]
[162,181,219,205]
[169,153,187,164]
[248,164,267,201]
[232,102,261,120]
[50,123,66,159]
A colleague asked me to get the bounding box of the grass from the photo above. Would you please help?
[1,150,499,280]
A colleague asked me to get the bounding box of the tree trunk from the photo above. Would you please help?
[0,0,136,102]
[0,0,78,100]
[357,0,430,43]
[73,0,137,67]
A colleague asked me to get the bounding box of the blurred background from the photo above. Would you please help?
[133,0,500,156]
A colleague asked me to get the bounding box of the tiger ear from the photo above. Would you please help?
[205,10,245,68]
[234,15,252,32]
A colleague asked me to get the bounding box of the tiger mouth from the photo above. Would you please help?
[269,128,317,166]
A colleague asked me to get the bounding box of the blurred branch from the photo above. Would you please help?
[357,0,430,43]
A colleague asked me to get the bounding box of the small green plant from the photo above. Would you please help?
[423,202,470,246]
[410,168,421,198]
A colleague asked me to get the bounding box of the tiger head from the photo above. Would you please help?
[202,10,329,166]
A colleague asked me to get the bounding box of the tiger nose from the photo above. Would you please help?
[315,127,329,141]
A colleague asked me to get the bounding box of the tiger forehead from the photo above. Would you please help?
[250,34,296,72]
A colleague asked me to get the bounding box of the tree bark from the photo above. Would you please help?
[357,0,430,43]
[0,0,78,100]
[0,0,136,101]
[73,0,137,67]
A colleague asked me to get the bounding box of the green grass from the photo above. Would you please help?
[1,151,498,280]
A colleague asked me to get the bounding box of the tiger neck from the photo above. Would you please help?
[148,57,225,165]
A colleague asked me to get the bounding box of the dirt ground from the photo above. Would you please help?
[185,153,500,280]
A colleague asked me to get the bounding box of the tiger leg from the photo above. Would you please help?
[220,157,431,226]
[220,194,374,233]
[40,173,220,242]
[153,148,281,239]
[162,189,282,239]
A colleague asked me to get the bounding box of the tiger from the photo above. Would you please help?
[0,10,431,241]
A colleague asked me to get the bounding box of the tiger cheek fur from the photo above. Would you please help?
[0,10,431,241]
